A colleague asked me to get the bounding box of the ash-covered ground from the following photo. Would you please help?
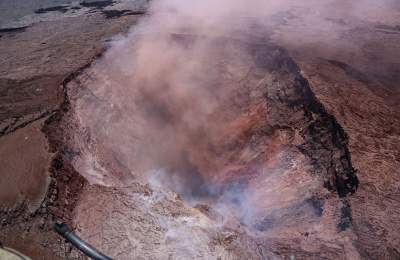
[0,0,399,259]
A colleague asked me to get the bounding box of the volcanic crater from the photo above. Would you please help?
[46,34,361,259]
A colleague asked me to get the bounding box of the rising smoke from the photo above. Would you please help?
[72,0,272,188]
[68,0,391,231]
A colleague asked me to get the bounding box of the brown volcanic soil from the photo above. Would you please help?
[0,118,51,211]
[0,3,144,258]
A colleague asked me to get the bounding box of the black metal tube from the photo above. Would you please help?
[54,221,112,260]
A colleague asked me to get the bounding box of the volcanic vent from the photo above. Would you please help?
[52,27,361,258]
